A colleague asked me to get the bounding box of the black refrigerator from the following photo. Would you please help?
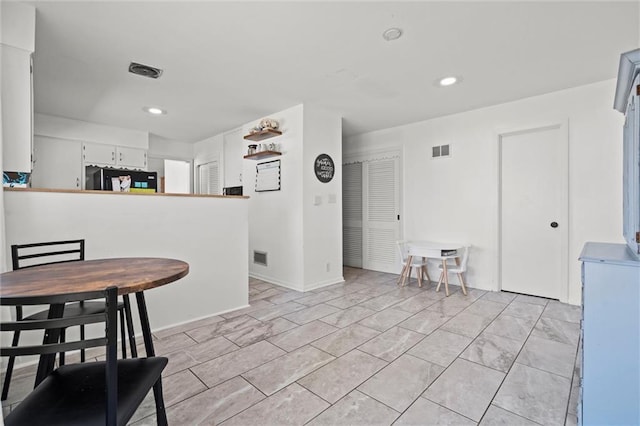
[91,168,157,193]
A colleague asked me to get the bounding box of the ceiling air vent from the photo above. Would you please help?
[128,62,163,79]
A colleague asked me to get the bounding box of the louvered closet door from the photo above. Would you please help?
[198,161,220,195]
[363,158,400,273]
[343,163,363,268]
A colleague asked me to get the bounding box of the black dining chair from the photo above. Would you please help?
[0,286,168,426]
[1,240,138,401]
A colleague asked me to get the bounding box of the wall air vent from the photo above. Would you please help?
[432,144,451,159]
[253,251,267,266]
[128,62,163,79]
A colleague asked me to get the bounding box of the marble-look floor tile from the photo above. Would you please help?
[295,290,342,306]
[306,390,399,426]
[221,383,329,426]
[153,314,225,339]
[358,354,444,412]
[425,299,470,316]
[358,294,405,311]
[479,405,540,425]
[493,363,571,425]
[320,305,376,328]
[357,284,396,298]
[247,301,307,321]
[311,323,380,357]
[501,302,544,321]
[514,294,549,306]
[358,326,425,362]
[395,397,475,425]
[542,300,581,324]
[142,332,197,356]
[460,332,523,373]
[186,315,262,343]
[423,358,505,422]
[268,320,338,352]
[283,303,341,325]
[220,299,275,319]
[398,310,452,335]
[481,291,517,304]
[408,329,472,367]
[249,287,285,302]
[516,335,576,378]
[298,350,387,403]
[483,314,535,342]
[266,290,306,304]
[242,345,334,395]
[358,307,414,331]
[393,293,440,313]
[162,349,200,377]
[163,376,265,425]
[224,317,298,347]
[440,311,493,339]
[464,299,508,318]
[191,340,285,387]
[531,317,580,346]
[325,292,374,309]
[567,384,580,416]
[183,335,239,363]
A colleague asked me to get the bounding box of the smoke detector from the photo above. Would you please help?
[128,62,163,79]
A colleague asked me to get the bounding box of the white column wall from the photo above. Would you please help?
[346,79,623,305]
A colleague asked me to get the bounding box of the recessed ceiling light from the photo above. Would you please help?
[143,106,166,115]
[382,28,403,41]
[438,76,459,87]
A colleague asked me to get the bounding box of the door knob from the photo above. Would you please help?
[550,222,558,228]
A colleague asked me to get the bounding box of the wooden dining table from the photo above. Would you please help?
[0,257,189,398]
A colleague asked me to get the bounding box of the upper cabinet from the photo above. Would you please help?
[614,48,640,259]
[32,136,82,190]
[83,143,147,170]
[1,2,35,174]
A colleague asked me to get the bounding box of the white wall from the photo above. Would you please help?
[4,190,249,330]
[148,134,193,160]
[346,79,623,305]
[302,105,344,288]
[242,105,306,290]
[35,113,149,149]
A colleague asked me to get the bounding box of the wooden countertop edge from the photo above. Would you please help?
[4,187,249,199]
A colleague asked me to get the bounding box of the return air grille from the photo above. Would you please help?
[128,62,163,79]
[253,251,267,266]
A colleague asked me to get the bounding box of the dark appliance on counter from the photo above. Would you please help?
[90,168,157,193]
[223,186,243,196]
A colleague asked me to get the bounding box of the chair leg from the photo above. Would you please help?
[397,261,408,286]
[457,273,468,296]
[1,330,21,401]
[80,324,86,363]
[119,308,127,359]
[417,265,423,287]
[436,272,444,292]
[59,329,66,366]
[153,377,168,426]
[123,295,138,358]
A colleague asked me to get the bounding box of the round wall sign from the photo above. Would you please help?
[314,154,335,183]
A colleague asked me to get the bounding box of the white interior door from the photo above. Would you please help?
[500,124,568,299]
[363,158,400,273]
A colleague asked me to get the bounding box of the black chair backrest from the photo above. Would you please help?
[11,240,85,271]
[0,286,118,423]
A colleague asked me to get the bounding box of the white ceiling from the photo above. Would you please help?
[29,1,639,143]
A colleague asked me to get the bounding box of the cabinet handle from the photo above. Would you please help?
[76,177,80,188]
[119,152,123,162]
[112,152,115,161]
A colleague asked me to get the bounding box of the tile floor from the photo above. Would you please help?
[2,267,582,425]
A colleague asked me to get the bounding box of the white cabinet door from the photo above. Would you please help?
[223,128,243,187]
[83,142,116,166]
[1,45,32,173]
[117,147,147,169]
[32,136,82,189]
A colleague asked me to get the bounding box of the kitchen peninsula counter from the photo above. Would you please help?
[3,186,249,333]
[5,187,248,198]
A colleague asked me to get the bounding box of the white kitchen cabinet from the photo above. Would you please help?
[117,146,147,169]
[31,136,82,189]
[1,45,32,173]
[82,142,147,170]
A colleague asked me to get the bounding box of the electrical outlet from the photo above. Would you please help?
[326,262,330,272]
